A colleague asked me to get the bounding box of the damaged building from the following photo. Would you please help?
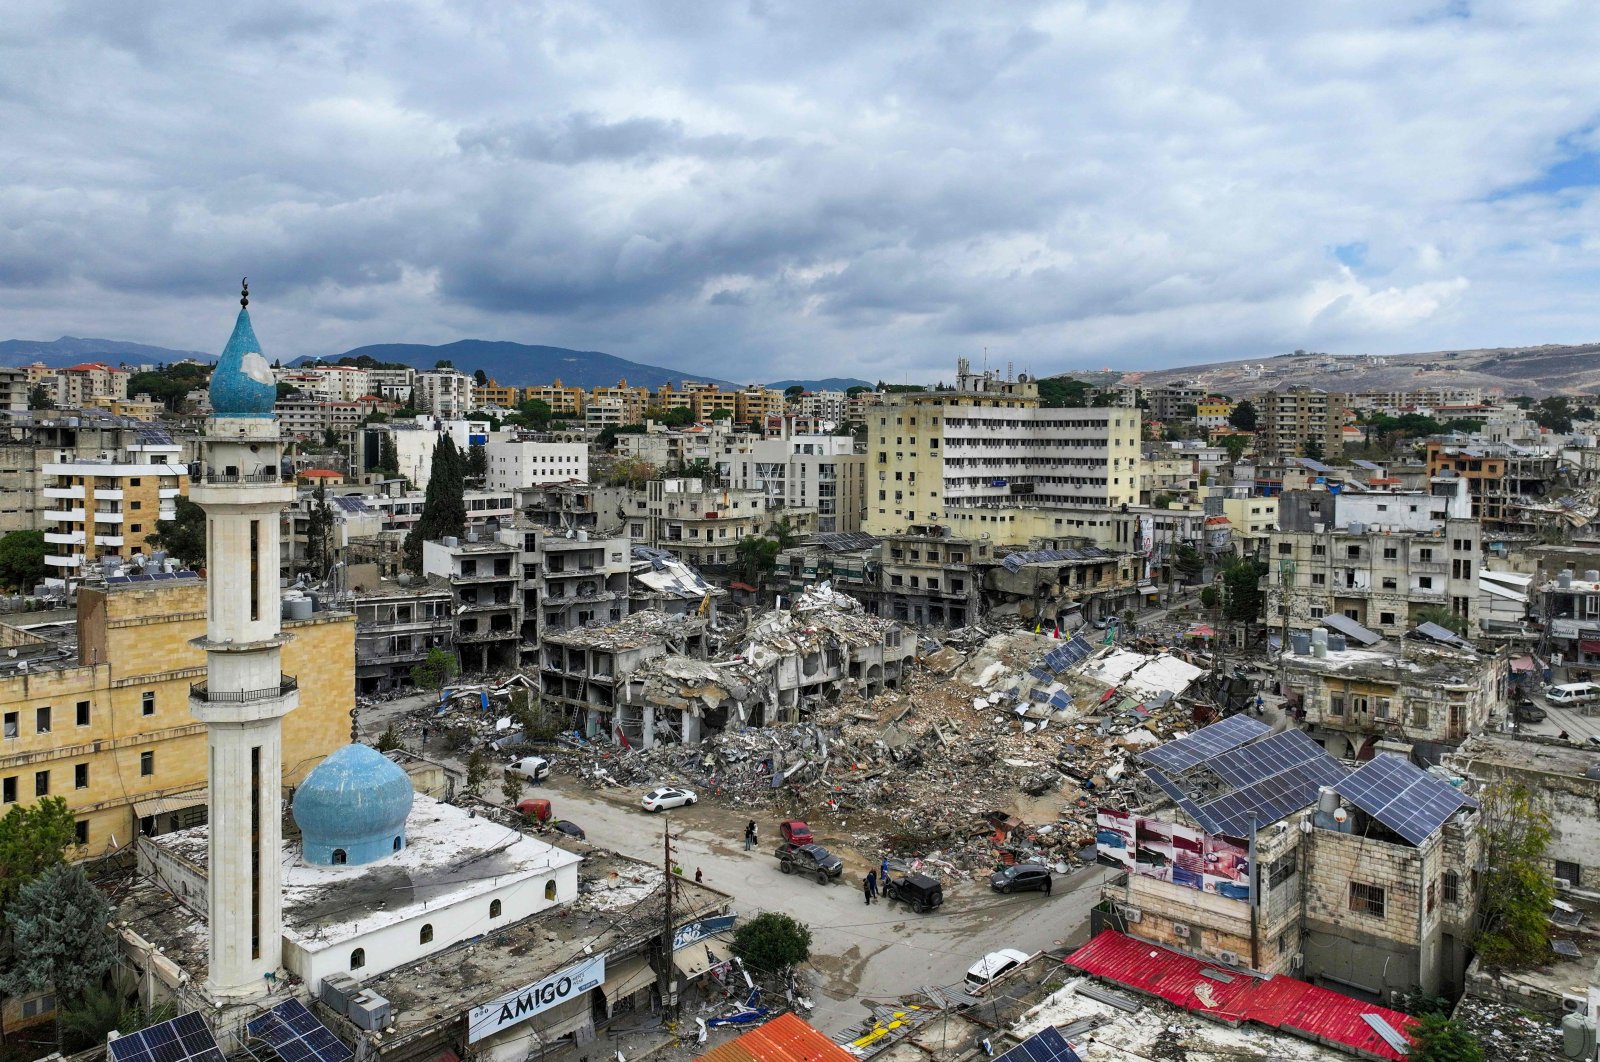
[538,611,711,739]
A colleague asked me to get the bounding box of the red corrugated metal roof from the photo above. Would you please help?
[696,1013,856,1062]
[1064,931,1417,1061]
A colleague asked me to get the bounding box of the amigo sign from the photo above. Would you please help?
[467,954,606,1043]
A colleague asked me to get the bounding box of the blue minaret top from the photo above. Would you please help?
[209,279,278,418]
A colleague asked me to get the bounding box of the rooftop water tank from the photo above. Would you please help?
[1290,631,1312,656]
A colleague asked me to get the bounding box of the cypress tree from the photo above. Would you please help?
[1,863,117,1005]
[403,435,467,573]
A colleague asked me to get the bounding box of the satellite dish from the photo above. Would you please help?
[1017,373,1030,383]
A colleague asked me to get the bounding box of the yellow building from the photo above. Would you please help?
[734,386,785,426]
[589,380,649,424]
[691,388,739,421]
[43,441,190,586]
[521,379,586,416]
[474,378,519,408]
[0,579,352,853]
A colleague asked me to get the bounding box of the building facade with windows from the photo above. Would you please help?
[1256,386,1348,464]
[725,434,866,534]
[42,434,189,587]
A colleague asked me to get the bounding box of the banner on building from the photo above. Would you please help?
[1096,808,1251,902]
[673,914,737,951]
[468,954,607,1042]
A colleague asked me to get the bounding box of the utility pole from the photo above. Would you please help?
[658,820,677,1017]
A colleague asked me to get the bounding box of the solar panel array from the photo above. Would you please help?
[136,427,174,446]
[1001,546,1110,572]
[1041,633,1097,673]
[108,1013,224,1062]
[811,531,880,552]
[1335,754,1477,846]
[333,495,371,513]
[105,571,201,585]
[1140,714,1271,774]
[1142,767,1187,803]
[246,998,353,1062]
[993,1026,1083,1062]
[1207,729,1327,788]
[1198,756,1350,838]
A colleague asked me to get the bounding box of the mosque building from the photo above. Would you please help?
[111,287,733,1062]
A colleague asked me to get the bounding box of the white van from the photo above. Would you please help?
[1546,683,1600,707]
[506,755,551,782]
[964,948,1031,992]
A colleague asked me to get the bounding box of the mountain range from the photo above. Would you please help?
[767,377,873,391]
[0,336,211,368]
[297,340,743,391]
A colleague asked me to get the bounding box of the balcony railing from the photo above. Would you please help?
[190,675,298,704]
[198,471,288,485]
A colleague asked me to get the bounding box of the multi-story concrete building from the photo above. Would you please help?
[0,366,29,412]
[1194,398,1232,429]
[1282,636,1508,763]
[516,482,632,534]
[984,542,1142,629]
[725,434,866,534]
[1256,386,1348,463]
[625,478,768,573]
[1266,516,1482,641]
[853,525,990,628]
[422,535,522,673]
[733,386,785,426]
[1145,382,1207,422]
[505,525,632,647]
[351,578,454,695]
[795,390,849,427]
[865,360,1141,536]
[0,576,350,855]
[614,422,736,472]
[280,364,373,401]
[43,433,189,588]
[366,365,416,402]
[846,389,886,428]
[414,368,475,418]
[588,380,649,425]
[1425,440,1559,530]
[473,378,518,408]
[584,397,631,430]
[520,380,586,416]
[484,435,588,490]
[44,362,130,407]
[538,611,710,739]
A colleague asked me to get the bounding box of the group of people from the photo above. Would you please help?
[863,857,891,904]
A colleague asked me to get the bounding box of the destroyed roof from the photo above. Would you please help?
[1079,648,1205,701]
[630,545,725,600]
[1000,546,1112,572]
[543,608,706,648]
[810,531,880,552]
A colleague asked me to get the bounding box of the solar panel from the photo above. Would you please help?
[109,1013,225,1062]
[1334,754,1477,846]
[1140,715,1272,774]
[1143,767,1187,803]
[246,998,353,1062]
[1198,757,1349,838]
[1177,798,1221,833]
[994,1026,1082,1062]
[1207,729,1327,788]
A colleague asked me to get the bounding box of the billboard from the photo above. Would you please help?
[1096,808,1251,901]
[468,954,606,1043]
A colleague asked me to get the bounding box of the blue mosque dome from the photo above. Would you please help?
[209,280,278,418]
[292,743,415,866]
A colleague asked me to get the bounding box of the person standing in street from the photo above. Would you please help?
[880,856,890,881]
[863,875,873,905]
[745,820,756,851]
[866,868,878,902]
[1043,873,1052,897]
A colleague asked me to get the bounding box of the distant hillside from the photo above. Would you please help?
[1063,341,1600,399]
[766,377,872,392]
[0,336,211,368]
[303,340,738,391]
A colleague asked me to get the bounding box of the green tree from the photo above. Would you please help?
[709,408,733,420]
[1302,437,1325,461]
[404,436,467,573]
[1173,544,1205,583]
[1200,586,1219,609]
[784,385,805,400]
[1474,780,1554,968]
[375,722,403,752]
[304,481,335,574]
[846,385,870,397]
[60,988,174,1050]
[28,384,54,411]
[467,442,488,481]
[1037,378,1092,408]
[0,529,48,591]
[1228,399,1257,431]
[0,796,76,912]
[410,647,459,691]
[275,382,301,402]
[767,515,801,550]
[1153,493,1175,509]
[473,368,488,387]
[1221,434,1250,463]
[465,748,488,799]
[378,432,400,475]
[735,535,780,583]
[501,770,524,807]
[607,457,659,489]
[1407,1012,1483,1062]
[0,863,117,1006]
[150,497,208,567]
[1220,558,1266,625]
[1532,395,1574,433]
[731,911,812,973]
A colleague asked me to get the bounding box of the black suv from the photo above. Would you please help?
[775,842,844,884]
[990,863,1052,894]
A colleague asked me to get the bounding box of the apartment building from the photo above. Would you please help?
[275,397,390,440]
[539,611,711,739]
[43,362,130,408]
[584,398,631,430]
[846,389,886,428]
[414,368,475,418]
[512,526,631,640]
[484,435,588,490]
[725,434,867,533]
[422,535,523,674]
[1265,514,1482,640]
[366,366,417,402]
[516,483,632,534]
[857,526,990,628]
[625,478,767,573]
[1424,440,1558,529]
[690,388,738,421]
[865,359,1141,536]
[589,380,649,424]
[521,380,586,416]
[280,364,373,401]
[351,579,454,694]
[0,577,350,852]
[1256,386,1348,463]
[615,423,736,471]
[734,386,786,426]
[1145,383,1207,421]
[794,390,848,426]
[43,432,189,587]
[0,366,28,413]
[474,378,519,408]
[1194,398,1232,428]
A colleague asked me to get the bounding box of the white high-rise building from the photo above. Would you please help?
[187,282,299,1001]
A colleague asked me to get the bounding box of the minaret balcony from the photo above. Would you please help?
[190,674,299,704]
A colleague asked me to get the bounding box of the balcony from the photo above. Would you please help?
[159,487,183,500]
[45,555,83,568]
[43,485,84,500]
[93,535,124,547]
[93,489,124,502]
[94,511,124,524]
[44,508,85,522]
[456,626,517,643]
[44,531,85,546]
[197,471,288,485]
[190,675,299,704]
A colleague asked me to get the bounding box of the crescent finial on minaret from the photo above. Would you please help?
[241,277,249,308]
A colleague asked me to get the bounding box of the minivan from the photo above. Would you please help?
[965,948,1031,992]
[1546,683,1600,706]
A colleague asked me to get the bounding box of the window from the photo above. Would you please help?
[75,764,88,789]
[1556,860,1581,887]
[35,770,49,796]
[1268,854,1296,888]
[1278,542,1292,555]
[1381,577,1397,590]
[35,707,50,734]
[140,751,154,777]
[19,993,54,1019]
[1380,611,1396,626]
[1349,882,1386,918]
[1330,694,1345,717]
[2,776,14,803]
[1383,546,1397,559]
[419,923,434,944]
[142,691,155,716]
[351,948,365,969]
[490,899,503,918]
[1346,545,1361,559]
[1310,573,1325,586]
[1414,703,1429,728]
[76,701,90,726]
[1375,697,1391,720]
[74,821,88,846]
[3,711,15,739]
[545,881,557,901]
[1442,870,1460,904]
[1418,548,1433,561]
[1418,576,1433,589]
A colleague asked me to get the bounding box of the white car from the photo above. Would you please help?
[964,948,1031,992]
[641,786,698,812]
[506,756,551,782]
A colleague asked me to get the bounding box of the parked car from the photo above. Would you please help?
[507,755,551,783]
[1515,701,1547,723]
[641,786,698,812]
[551,819,586,840]
[774,842,843,883]
[964,948,1031,992]
[516,798,553,823]
[779,819,814,845]
[882,871,944,913]
[989,863,1052,894]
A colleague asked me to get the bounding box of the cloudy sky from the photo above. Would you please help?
[4,1,1600,382]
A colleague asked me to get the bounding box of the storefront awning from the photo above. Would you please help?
[601,955,657,1004]
[133,787,208,819]
[673,941,729,981]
